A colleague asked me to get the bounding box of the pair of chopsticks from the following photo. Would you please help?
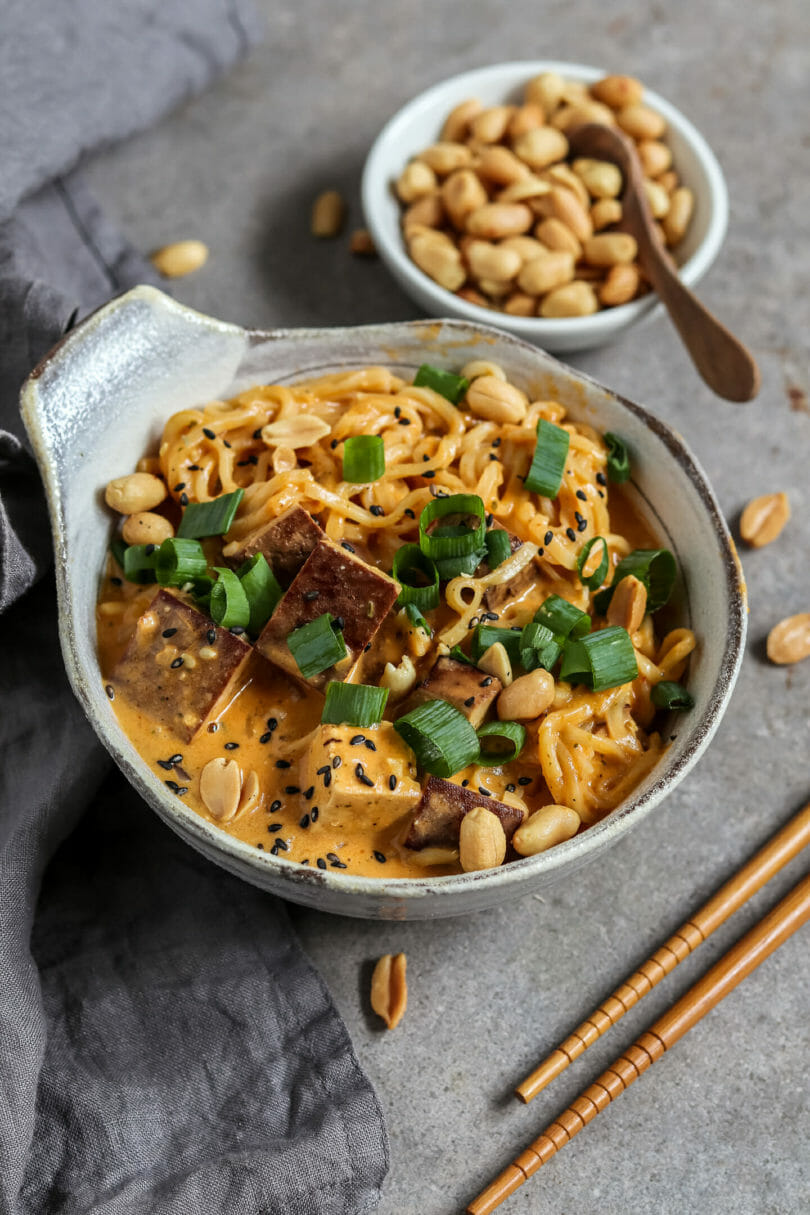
[468,802,810,1215]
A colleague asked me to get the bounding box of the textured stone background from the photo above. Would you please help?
[86,2,809,1211]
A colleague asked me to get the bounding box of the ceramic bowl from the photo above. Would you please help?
[361,60,729,353]
[22,286,745,919]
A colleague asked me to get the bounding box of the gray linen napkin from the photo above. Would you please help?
[0,5,388,1213]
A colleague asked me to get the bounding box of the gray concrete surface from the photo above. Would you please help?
[85,2,809,1211]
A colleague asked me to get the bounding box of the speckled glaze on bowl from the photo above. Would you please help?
[21,287,745,920]
[361,60,729,353]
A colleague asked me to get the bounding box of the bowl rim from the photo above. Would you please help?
[361,58,729,341]
[22,287,746,905]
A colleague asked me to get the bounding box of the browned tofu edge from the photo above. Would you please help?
[404,776,524,850]
[416,657,502,727]
[227,504,323,585]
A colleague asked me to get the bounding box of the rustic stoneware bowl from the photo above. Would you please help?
[21,286,745,920]
[361,60,728,353]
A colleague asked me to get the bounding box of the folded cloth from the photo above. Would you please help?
[0,5,388,1213]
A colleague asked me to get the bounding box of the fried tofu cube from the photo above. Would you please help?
[404,776,524,850]
[412,657,502,728]
[256,538,399,687]
[300,723,420,828]
[227,504,323,585]
[110,589,251,742]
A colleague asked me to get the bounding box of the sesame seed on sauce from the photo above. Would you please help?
[463,696,475,707]
[299,814,310,829]
[157,759,174,771]
[330,857,347,869]
[492,437,502,448]
[544,530,553,545]
[252,429,262,440]
[355,763,374,788]
[303,589,320,601]
[276,759,291,769]
[518,776,532,786]
[311,807,319,822]
[173,482,186,492]
[482,611,498,622]
[596,471,607,486]
[260,731,272,744]
[480,677,493,687]
[110,577,122,587]
[537,547,544,557]
[478,787,491,797]
[229,626,246,635]
[169,754,183,765]
[323,770,332,787]
[256,842,264,850]
[566,527,577,542]
[272,839,289,854]
[304,785,315,800]
[207,629,216,645]
[105,684,115,700]
[224,741,239,751]
[330,438,339,449]
[203,427,216,439]
[575,511,587,530]
[341,541,356,553]
[165,779,179,791]
[317,765,330,775]
[179,493,189,507]
[398,416,411,426]
[506,783,516,793]
[208,722,220,733]
[363,643,372,652]
[488,454,497,462]
[373,850,386,863]
[576,489,587,501]
[162,628,178,638]
[350,734,365,746]
[394,406,401,418]
[423,470,436,477]
[284,785,300,795]
[175,786,189,796]
[268,823,282,833]
[461,779,470,787]
[598,489,605,499]
[422,454,429,461]
[388,774,396,791]
[332,755,342,769]
[333,616,345,630]
[404,508,416,519]
[364,738,377,751]
[316,857,327,870]
[223,440,232,449]
[269,802,282,816]
[170,657,184,669]
[370,504,384,517]
[300,858,309,865]
[266,717,278,731]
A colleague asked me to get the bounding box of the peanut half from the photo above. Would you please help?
[459,806,507,872]
[150,239,209,278]
[370,953,407,1029]
[199,758,242,822]
[766,614,810,666]
[739,492,790,548]
[311,189,346,238]
[607,574,648,633]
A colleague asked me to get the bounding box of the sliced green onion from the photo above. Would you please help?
[402,603,433,636]
[122,543,158,584]
[237,553,283,634]
[392,543,440,610]
[576,536,609,590]
[413,363,469,405]
[191,574,215,606]
[155,537,208,588]
[342,434,385,483]
[109,537,127,569]
[519,621,562,672]
[177,489,244,540]
[322,682,389,726]
[394,698,480,778]
[604,432,631,483]
[559,638,591,685]
[485,528,511,570]
[525,419,570,498]
[651,681,694,711]
[582,626,638,691]
[476,720,527,767]
[209,567,250,630]
[419,493,486,560]
[448,645,476,666]
[471,624,522,667]
[534,594,591,640]
[434,547,487,579]
[286,612,347,678]
[594,548,677,615]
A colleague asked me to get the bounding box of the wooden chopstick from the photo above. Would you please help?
[516,801,810,1103]
[468,870,810,1215]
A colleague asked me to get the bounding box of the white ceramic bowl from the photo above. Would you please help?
[22,287,745,919]
[362,60,729,352]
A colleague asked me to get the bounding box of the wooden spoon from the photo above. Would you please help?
[568,123,760,403]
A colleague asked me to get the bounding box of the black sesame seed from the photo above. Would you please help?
[423,470,436,478]
[480,677,493,687]
[404,508,416,519]
[326,851,341,865]
[188,463,200,471]
[145,544,156,557]
[208,722,219,733]
[356,763,374,788]
[276,759,291,769]
[303,589,320,601]
[169,754,183,765]
[464,696,475,707]
[576,489,587,501]
[330,858,347,869]
[518,775,532,786]
[488,454,497,462]
[179,493,189,507]
[207,629,217,645]
[269,802,282,815]
[310,807,319,822]
[268,823,282,833]
[576,515,588,533]
[333,616,345,631]
[394,406,402,418]
[157,759,174,771]
[273,838,289,853]
[388,774,397,791]
[270,841,281,854]
[506,783,516,793]
[170,657,184,669]
[223,440,232,449]
[203,427,216,439]
[165,779,179,792]
[341,541,356,553]
[252,428,262,440]
[316,765,330,775]
[323,770,332,787]
[461,779,469,787]
[110,576,122,587]
[229,626,246,635]
[260,731,272,744]
[316,857,327,870]
[236,459,250,467]
[162,627,178,638]
[363,643,372,652]
[596,471,607,486]
[332,755,342,769]
[256,842,264,850]
[598,489,605,499]
[482,611,498,622]
[330,438,339,449]
[543,531,553,548]
[300,858,309,865]
[105,684,115,700]
[566,527,577,542]
[350,734,365,746]
[373,850,387,863]
[174,482,186,492]
[422,453,430,462]
[224,741,239,751]
[266,717,278,731]
[537,547,544,557]
[304,785,315,800]
[468,617,479,630]
[299,814,310,829]
[478,787,492,797]
[177,786,189,795]
[398,416,411,425]
[370,504,384,517]
[364,738,377,751]
[284,785,300,795]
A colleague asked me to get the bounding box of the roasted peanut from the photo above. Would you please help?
[545,186,593,241]
[544,163,591,209]
[271,445,297,475]
[740,492,790,548]
[441,98,483,142]
[525,71,566,113]
[617,103,666,141]
[507,103,546,139]
[470,105,514,144]
[658,170,679,194]
[395,160,437,203]
[533,216,582,259]
[540,280,599,318]
[409,846,460,867]
[599,262,641,307]
[583,232,638,266]
[662,187,694,245]
[504,292,537,316]
[643,180,671,220]
[512,127,569,170]
[350,228,376,256]
[607,575,648,633]
[420,142,473,176]
[590,198,623,231]
[497,668,555,720]
[456,286,491,308]
[311,190,346,238]
[238,770,262,816]
[150,239,209,278]
[459,807,507,872]
[409,231,466,290]
[591,74,644,109]
[517,250,575,296]
[402,192,445,234]
[476,145,531,185]
[466,240,522,283]
[465,375,528,424]
[380,653,418,696]
[636,139,673,178]
[572,158,623,200]
[121,512,174,546]
[766,614,810,665]
[261,415,332,448]
[478,641,513,687]
[499,235,551,264]
[477,277,512,299]
[370,953,407,1030]
[105,472,167,514]
[496,176,552,203]
[460,360,507,381]
[465,203,534,239]
[199,757,242,822]
[512,804,580,856]
[550,100,616,130]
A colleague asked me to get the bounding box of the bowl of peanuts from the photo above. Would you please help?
[362,61,728,352]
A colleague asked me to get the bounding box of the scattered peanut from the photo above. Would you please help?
[459,806,507,872]
[380,653,418,696]
[105,472,167,515]
[497,668,555,720]
[121,511,174,546]
[199,757,242,822]
[311,189,346,238]
[766,614,810,666]
[441,98,483,142]
[512,804,581,856]
[617,103,666,141]
[590,198,623,231]
[740,492,790,548]
[370,953,407,1029]
[465,375,528,424]
[478,641,513,687]
[261,415,332,448]
[460,359,507,382]
[607,574,648,633]
[150,239,209,278]
[350,228,377,256]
